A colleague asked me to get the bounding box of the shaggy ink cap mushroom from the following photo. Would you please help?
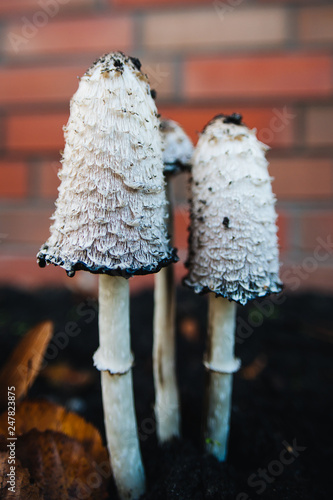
[37,52,177,278]
[153,118,193,443]
[184,113,282,306]
[160,119,194,175]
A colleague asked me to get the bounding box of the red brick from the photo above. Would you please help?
[4,16,132,57]
[130,273,154,294]
[0,253,183,293]
[259,0,327,3]
[40,160,61,198]
[8,107,299,154]
[143,7,287,50]
[170,172,188,204]
[0,0,96,15]
[0,161,28,198]
[270,158,333,200]
[0,60,173,106]
[0,256,63,289]
[159,106,295,147]
[184,54,333,99]
[296,266,333,293]
[0,252,152,293]
[299,211,333,250]
[7,113,67,151]
[115,0,317,9]
[276,211,288,252]
[0,255,100,291]
[259,0,319,2]
[305,106,333,146]
[113,0,212,7]
[142,59,174,99]
[174,206,190,251]
[0,208,53,244]
[280,262,333,294]
[299,6,333,43]
[0,66,86,105]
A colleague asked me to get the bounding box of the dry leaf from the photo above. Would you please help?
[41,363,95,391]
[0,400,108,465]
[0,321,53,406]
[240,354,267,380]
[180,317,200,341]
[0,430,110,500]
[0,450,41,499]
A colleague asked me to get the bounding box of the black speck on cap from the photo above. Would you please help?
[113,58,124,70]
[202,112,245,133]
[129,56,142,71]
[223,113,243,125]
[37,256,46,268]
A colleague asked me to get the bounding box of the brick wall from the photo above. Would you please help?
[0,0,332,294]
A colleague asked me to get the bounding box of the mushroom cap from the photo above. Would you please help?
[37,52,177,278]
[160,119,194,175]
[183,114,282,305]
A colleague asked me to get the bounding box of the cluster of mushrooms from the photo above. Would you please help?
[37,52,282,500]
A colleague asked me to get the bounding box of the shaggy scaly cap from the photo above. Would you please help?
[160,119,193,174]
[183,114,282,305]
[37,52,177,278]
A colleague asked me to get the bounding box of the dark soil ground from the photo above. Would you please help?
[0,286,332,499]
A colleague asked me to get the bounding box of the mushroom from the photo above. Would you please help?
[37,52,177,500]
[183,113,282,461]
[153,119,193,442]
[160,118,194,175]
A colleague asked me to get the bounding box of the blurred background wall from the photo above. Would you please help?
[0,0,332,294]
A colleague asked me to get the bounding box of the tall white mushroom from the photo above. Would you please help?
[184,113,282,461]
[153,119,193,442]
[37,52,177,500]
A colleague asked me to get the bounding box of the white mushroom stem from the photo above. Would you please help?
[94,275,145,500]
[204,295,240,461]
[153,181,180,442]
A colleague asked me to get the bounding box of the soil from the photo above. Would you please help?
[0,286,332,500]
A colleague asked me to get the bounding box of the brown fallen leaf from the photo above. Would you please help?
[0,450,41,499]
[0,400,108,465]
[0,429,110,500]
[179,317,200,341]
[41,363,96,391]
[0,321,53,407]
[240,354,267,380]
